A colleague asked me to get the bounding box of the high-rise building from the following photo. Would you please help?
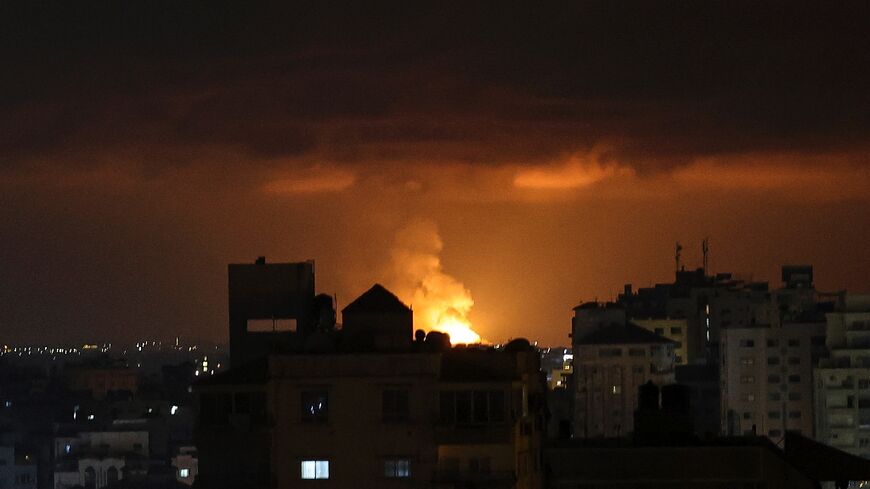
[720,321,826,439]
[814,293,870,456]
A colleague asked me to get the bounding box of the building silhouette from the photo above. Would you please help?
[227,258,317,367]
[196,265,545,488]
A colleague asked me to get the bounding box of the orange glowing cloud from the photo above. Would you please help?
[513,152,634,190]
[263,165,355,194]
[668,153,870,201]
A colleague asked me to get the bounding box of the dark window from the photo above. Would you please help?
[767,339,779,347]
[488,391,505,422]
[301,390,329,422]
[739,339,755,348]
[811,336,825,346]
[439,391,455,423]
[670,327,682,334]
[768,392,781,401]
[473,391,488,422]
[788,339,800,347]
[769,429,782,437]
[382,389,409,421]
[250,392,267,424]
[768,411,781,419]
[628,348,646,357]
[455,392,472,423]
[742,411,752,419]
[599,348,622,357]
[440,390,504,424]
[788,375,801,383]
[767,356,780,365]
[788,357,801,365]
[469,457,491,474]
[654,328,664,335]
[768,375,781,384]
[788,392,802,401]
[234,392,251,414]
[789,411,802,419]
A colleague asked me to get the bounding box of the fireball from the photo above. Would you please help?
[432,316,481,345]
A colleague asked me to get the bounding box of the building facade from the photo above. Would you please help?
[720,322,826,440]
[197,279,545,489]
[814,293,870,456]
[572,319,677,438]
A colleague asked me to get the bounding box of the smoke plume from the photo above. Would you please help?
[389,220,481,344]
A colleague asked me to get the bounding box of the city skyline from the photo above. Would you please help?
[2,2,870,346]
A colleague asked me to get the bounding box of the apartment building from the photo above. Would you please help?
[572,317,677,439]
[720,322,826,440]
[814,293,870,456]
[196,280,545,489]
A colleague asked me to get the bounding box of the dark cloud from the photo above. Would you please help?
[2,1,870,345]
[3,1,870,171]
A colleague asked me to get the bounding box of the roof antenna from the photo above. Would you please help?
[675,242,683,273]
[702,237,710,275]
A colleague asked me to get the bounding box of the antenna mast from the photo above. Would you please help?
[675,242,683,273]
[702,237,710,275]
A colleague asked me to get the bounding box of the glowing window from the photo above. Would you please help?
[301,460,329,479]
[179,468,190,478]
[301,391,329,422]
[384,459,410,478]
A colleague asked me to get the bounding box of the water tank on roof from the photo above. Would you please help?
[637,381,660,411]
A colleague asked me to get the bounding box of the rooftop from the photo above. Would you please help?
[342,284,411,314]
[575,322,677,346]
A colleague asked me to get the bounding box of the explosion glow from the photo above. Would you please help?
[431,316,481,345]
[390,220,483,345]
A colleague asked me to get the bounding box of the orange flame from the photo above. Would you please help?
[390,220,483,345]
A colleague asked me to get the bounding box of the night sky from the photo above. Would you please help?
[2,1,869,346]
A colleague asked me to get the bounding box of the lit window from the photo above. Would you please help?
[301,460,329,479]
[384,459,411,478]
[611,385,622,395]
[301,391,329,422]
[179,468,190,478]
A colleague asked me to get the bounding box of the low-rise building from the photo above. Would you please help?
[53,431,148,489]
[0,446,37,489]
[172,446,198,486]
